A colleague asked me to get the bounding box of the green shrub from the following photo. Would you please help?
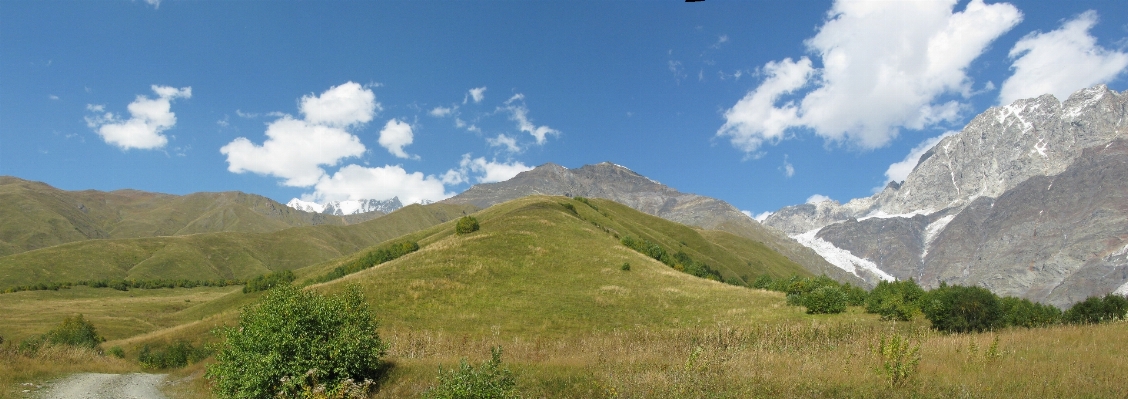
[751,274,773,290]
[865,280,925,321]
[620,262,630,271]
[1064,294,1128,324]
[802,285,848,314]
[456,216,480,235]
[423,346,516,399]
[108,346,126,359]
[999,296,1061,328]
[312,241,419,284]
[244,270,296,294]
[140,340,209,369]
[18,314,105,354]
[206,285,387,399]
[875,333,920,387]
[841,283,868,307]
[921,284,1001,333]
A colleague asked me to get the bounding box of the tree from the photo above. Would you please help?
[802,285,848,314]
[921,284,1001,333]
[207,285,386,399]
[865,280,925,321]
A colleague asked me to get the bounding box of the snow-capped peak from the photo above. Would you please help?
[286,197,403,216]
[286,198,324,213]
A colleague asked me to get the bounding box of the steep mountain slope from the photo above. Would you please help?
[0,203,475,287]
[0,177,350,256]
[443,162,862,285]
[308,196,815,334]
[762,85,1128,307]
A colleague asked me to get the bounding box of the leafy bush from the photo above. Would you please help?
[620,262,630,271]
[865,280,925,321]
[19,314,105,354]
[802,285,848,314]
[841,283,868,306]
[999,296,1061,328]
[619,236,721,281]
[423,346,517,399]
[276,371,374,399]
[207,285,387,399]
[921,284,1001,333]
[312,241,419,284]
[456,216,480,235]
[751,274,773,290]
[1064,294,1128,324]
[875,333,920,387]
[244,270,296,293]
[139,340,209,369]
[108,346,125,359]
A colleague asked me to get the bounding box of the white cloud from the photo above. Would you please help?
[309,164,451,204]
[49,95,59,100]
[220,116,366,187]
[753,211,774,222]
[85,85,191,150]
[883,130,957,185]
[999,11,1128,104]
[503,94,560,145]
[718,0,1022,154]
[782,155,795,178]
[806,194,832,204]
[378,119,417,159]
[299,81,379,127]
[487,134,521,153]
[445,154,532,185]
[467,87,487,104]
[143,0,160,9]
[429,106,454,117]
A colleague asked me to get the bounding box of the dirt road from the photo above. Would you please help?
[35,373,167,399]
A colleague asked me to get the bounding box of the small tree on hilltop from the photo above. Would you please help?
[456,216,480,235]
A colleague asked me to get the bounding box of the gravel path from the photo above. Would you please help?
[36,373,168,399]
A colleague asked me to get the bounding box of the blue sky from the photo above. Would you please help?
[3,0,1127,217]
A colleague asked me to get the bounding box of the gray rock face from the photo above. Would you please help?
[761,85,1128,306]
[444,162,863,285]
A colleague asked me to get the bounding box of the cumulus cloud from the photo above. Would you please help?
[429,106,454,117]
[718,0,1022,154]
[220,83,376,186]
[487,134,521,153]
[883,130,958,185]
[85,85,191,150]
[299,82,379,127]
[466,87,487,104]
[444,154,532,185]
[753,211,774,222]
[220,116,366,186]
[999,11,1128,104]
[308,164,451,204]
[504,94,560,145]
[378,119,417,159]
[806,194,832,204]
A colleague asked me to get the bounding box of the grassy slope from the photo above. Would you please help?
[0,176,355,257]
[0,203,475,287]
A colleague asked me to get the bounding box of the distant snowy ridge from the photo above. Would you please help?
[286,197,402,216]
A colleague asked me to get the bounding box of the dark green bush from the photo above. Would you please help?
[620,262,630,271]
[244,270,296,294]
[841,283,868,307]
[206,285,387,399]
[19,314,105,354]
[423,346,516,399]
[139,340,209,369]
[108,346,126,359]
[1063,294,1128,324]
[456,216,480,235]
[999,296,1062,328]
[865,280,926,321]
[802,285,848,314]
[751,274,773,290]
[921,284,1001,333]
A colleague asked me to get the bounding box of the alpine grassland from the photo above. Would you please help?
[2,196,1127,398]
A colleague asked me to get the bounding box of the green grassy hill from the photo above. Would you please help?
[0,176,356,256]
[0,202,475,288]
[303,196,812,335]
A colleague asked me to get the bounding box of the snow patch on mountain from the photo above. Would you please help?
[792,230,895,282]
[921,214,956,260]
[286,197,402,215]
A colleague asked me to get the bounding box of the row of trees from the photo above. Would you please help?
[755,274,1128,333]
[1,277,246,294]
[310,240,420,284]
[620,235,723,281]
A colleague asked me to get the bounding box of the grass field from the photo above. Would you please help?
[3,195,1126,398]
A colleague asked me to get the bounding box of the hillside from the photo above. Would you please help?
[0,202,475,288]
[305,196,814,334]
[0,176,356,257]
[443,162,862,285]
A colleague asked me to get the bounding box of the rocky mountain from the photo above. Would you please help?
[0,176,350,256]
[762,85,1128,307]
[443,162,867,285]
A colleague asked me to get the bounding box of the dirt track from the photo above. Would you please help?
[35,373,167,399]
